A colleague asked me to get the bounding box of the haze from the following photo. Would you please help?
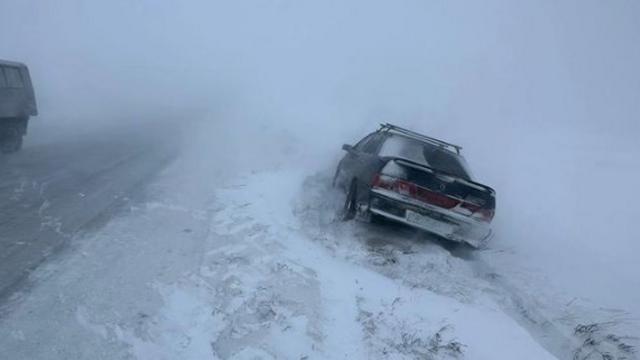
[1,1,639,359]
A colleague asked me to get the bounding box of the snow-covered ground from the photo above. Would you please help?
[2,2,639,359]
[0,120,637,360]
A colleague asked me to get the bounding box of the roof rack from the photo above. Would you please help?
[378,123,463,154]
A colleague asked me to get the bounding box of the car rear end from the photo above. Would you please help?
[368,158,495,248]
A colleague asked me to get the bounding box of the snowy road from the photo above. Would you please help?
[0,126,175,305]
[0,125,637,359]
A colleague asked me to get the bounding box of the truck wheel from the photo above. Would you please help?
[1,127,22,154]
[339,180,357,221]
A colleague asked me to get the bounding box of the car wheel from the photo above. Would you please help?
[369,213,385,224]
[340,180,357,221]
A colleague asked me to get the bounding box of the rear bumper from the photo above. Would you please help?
[368,188,492,247]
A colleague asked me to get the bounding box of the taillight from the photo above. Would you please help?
[373,172,495,222]
[395,180,417,196]
[472,208,495,222]
[415,188,459,209]
[372,174,395,190]
[372,173,458,208]
[372,174,417,196]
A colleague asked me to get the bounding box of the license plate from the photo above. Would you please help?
[405,210,455,235]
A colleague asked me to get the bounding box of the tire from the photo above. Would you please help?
[340,180,357,221]
[369,212,385,224]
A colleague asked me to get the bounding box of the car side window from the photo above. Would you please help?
[4,67,24,88]
[354,133,375,152]
[0,67,7,88]
[362,134,384,154]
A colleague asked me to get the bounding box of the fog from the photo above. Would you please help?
[2,0,639,319]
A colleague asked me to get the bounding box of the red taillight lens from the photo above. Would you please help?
[372,174,416,195]
[373,173,457,208]
[372,174,395,190]
[415,188,459,209]
[395,179,417,196]
[373,173,495,222]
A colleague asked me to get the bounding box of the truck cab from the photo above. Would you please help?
[0,60,37,153]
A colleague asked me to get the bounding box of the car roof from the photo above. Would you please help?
[0,59,27,68]
[377,123,463,155]
[383,132,462,157]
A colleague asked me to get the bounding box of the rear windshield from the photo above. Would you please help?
[379,135,472,180]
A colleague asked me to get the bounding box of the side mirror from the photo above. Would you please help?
[342,144,354,152]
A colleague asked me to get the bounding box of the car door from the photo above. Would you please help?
[337,133,375,188]
[0,66,26,117]
[0,67,10,117]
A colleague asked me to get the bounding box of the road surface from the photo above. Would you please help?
[0,124,175,304]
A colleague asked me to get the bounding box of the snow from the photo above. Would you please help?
[1,1,639,359]
[145,162,558,359]
[0,117,638,359]
[0,137,555,359]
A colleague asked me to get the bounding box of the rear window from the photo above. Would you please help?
[379,135,472,180]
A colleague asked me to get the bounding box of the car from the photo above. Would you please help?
[0,60,38,153]
[333,123,496,248]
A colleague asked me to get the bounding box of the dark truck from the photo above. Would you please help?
[334,123,496,248]
[0,60,37,153]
